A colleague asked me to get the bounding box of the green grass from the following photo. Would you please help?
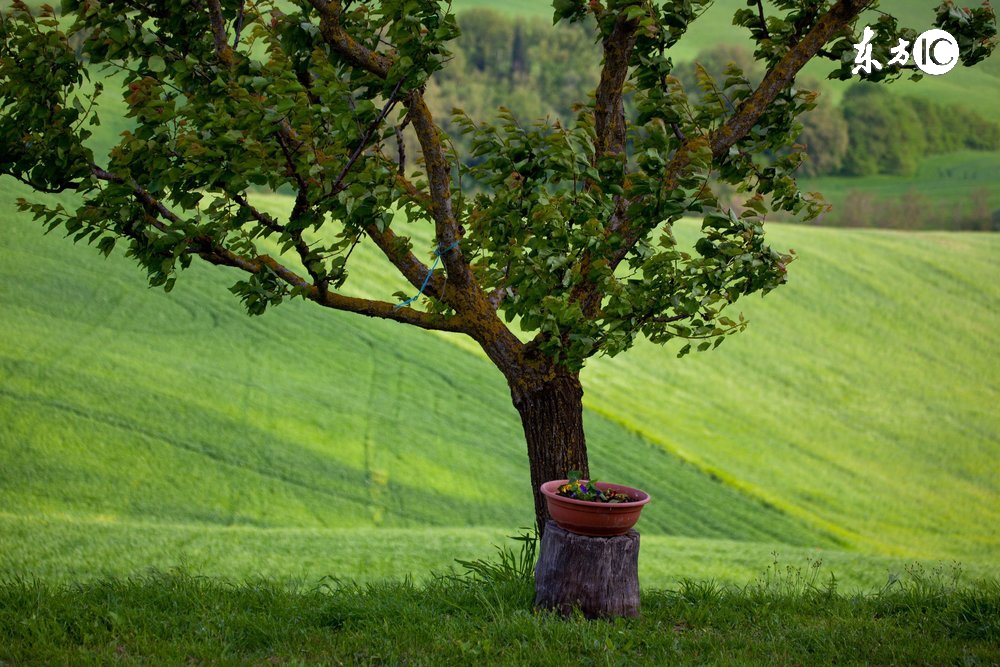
[585,222,1000,562]
[799,150,1000,218]
[2,172,998,587]
[8,513,999,591]
[1,556,998,665]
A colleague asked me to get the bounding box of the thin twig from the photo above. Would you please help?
[754,0,771,41]
[232,0,246,49]
[326,77,406,197]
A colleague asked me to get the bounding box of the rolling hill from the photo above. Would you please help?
[1,0,998,590]
[1,177,997,588]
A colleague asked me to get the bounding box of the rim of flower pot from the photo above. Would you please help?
[540,479,650,508]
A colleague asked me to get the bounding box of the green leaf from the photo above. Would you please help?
[148,55,166,73]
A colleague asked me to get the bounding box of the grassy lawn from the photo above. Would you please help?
[2,557,997,665]
[7,514,1000,592]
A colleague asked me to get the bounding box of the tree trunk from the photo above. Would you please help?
[510,370,590,534]
[534,521,641,618]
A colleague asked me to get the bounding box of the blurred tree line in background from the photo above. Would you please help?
[426,9,999,230]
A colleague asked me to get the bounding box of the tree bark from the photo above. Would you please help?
[510,370,590,533]
[534,521,641,618]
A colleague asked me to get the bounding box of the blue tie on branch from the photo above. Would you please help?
[394,241,459,310]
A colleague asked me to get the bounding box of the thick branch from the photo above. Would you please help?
[364,223,443,298]
[210,252,467,333]
[404,90,472,290]
[309,0,474,301]
[568,8,640,320]
[594,12,640,158]
[254,256,463,331]
[708,1,870,158]
[89,165,464,333]
[206,0,234,64]
[310,0,392,78]
[299,0,524,366]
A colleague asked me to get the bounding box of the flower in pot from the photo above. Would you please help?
[540,471,650,537]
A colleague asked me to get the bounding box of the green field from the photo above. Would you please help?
[2,172,998,588]
[799,150,1000,219]
[2,0,998,592]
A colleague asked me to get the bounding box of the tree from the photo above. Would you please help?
[840,83,926,176]
[1,0,996,533]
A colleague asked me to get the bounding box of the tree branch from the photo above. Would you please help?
[208,251,466,333]
[288,189,329,292]
[308,0,475,301]
[568,7,641,320]
[403,90,472,290]
[363,223,443,298]
[89,165,464,333]
[7,172,79,194]
[594,11,640,159]
[608,0,871,272]
[231,193,285,232]
[310,0,392,78]
[232,0,246,49]
[322,77,406,201]
[754,0,771,41]
[91,165,174,233]
[256,255,465,332]
[234,189,440,301]
[394,172,431,209]
[205,0,234,64]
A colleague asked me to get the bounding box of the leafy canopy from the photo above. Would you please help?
[1,0,995,372]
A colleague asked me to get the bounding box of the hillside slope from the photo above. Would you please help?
[585,223,1000,560]
[0,182,831,548]
[2,181,998,579]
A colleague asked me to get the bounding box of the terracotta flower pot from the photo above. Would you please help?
[540,479,650,537]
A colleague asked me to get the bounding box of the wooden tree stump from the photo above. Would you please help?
[534,521,641,619]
